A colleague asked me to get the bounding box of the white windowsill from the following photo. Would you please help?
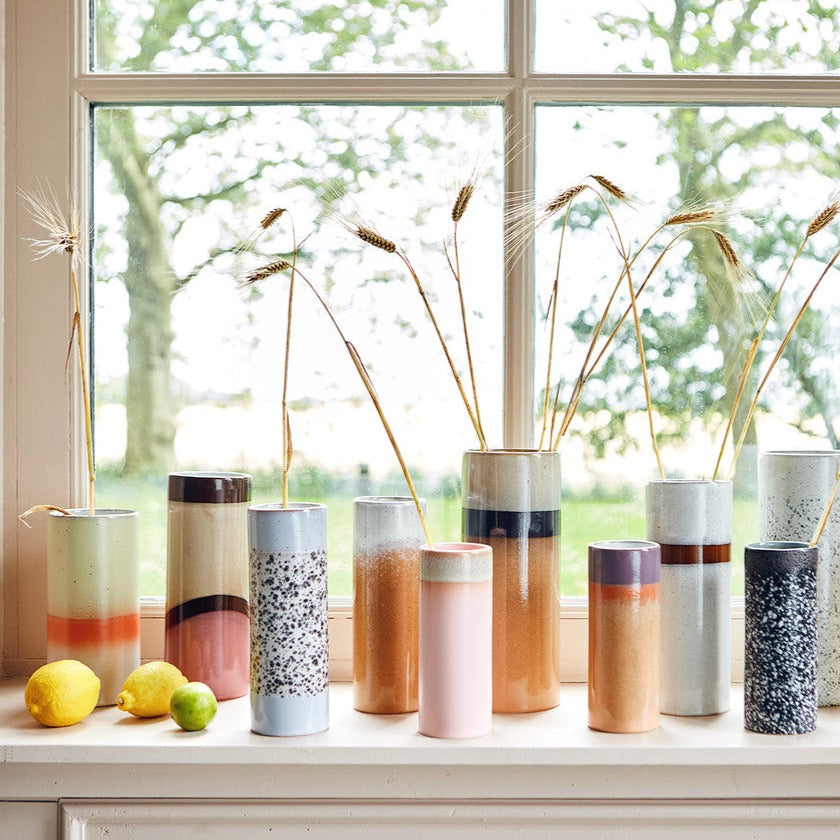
[2,679,839,803]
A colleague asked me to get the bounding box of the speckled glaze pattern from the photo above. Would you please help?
[744,541,817,734]
[248,503,329,736]
[759,451,840,707]
[646,480,732,716]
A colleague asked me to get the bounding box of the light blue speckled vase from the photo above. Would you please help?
[248,503,329,736]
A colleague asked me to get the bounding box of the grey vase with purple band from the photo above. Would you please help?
[248,503,329,736]
[759,450,840,706]
[744,541,817,734]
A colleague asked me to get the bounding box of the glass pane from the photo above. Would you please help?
[92,103,504,598]
[535,104,840,596]
[93,0,504,73]
[536,0,840,73]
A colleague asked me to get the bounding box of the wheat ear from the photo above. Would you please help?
[729,247,840,477]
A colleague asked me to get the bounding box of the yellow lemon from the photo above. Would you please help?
[117,661,188,717]
[25,659,101,727]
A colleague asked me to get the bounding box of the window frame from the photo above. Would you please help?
[3,0,837,678]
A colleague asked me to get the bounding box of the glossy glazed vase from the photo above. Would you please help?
[462,450,561,713]
[744,541,817,734]
[588,540,660,733]
[353,496,426,715]
[418,542,492,739]
[47,509,139,707]
[248,503,329,736]
[646,479,732,716]
[165,472,251,701]
[759,450,840,706]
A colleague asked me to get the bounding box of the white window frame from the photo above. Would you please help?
[4,0,838,678]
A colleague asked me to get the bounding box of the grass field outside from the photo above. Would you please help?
[98,469,755,599]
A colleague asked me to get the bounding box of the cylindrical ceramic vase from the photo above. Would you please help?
[165,472,251,700]
[353,496,426,715]
[588,540,660,733]
[462,450,561,713]
[759,450,840,706]
[744,541,817,734]
[47,509,140,707]
[418,542,492,739]
[646,479,732,716]
[249,503,329,736]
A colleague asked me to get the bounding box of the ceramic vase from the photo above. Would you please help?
[462,449,561,713]
[588,540,660,733]
[418,542,492,739]
[646,479,732,716]
[47,509,139,707]
[165,472,251,701]
[353,496,426,715]
[744,541,817,734]
[759,450,840,706]
[248,503,329,736]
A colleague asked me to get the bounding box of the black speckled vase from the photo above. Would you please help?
[744,541,817,735]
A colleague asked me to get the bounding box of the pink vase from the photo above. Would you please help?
[418,542,492,739]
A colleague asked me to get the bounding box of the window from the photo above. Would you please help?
[5,1,840,675]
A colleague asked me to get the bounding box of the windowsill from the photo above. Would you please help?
[2,679,840,802]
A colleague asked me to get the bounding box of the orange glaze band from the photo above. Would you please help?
[659,543,731,565]
[589,582,660,605]
[47,613,140,646]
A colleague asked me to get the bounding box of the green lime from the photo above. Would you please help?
[169,682,218,731]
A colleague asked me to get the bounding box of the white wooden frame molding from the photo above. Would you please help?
[0,0,827,680]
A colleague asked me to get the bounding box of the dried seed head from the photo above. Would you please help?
[242,259,292,286]
[20,185,84,264]
[354,225,397,253]
[664,206,722,227]
[452,182,475,223]
[806,201,840,238]
[712,231,741,272]
[260,208,286,230]
[544,184,586,216]
[588,174,629,203]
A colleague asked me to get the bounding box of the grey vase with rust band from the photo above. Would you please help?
[646,479,732,716]
[462,450,561,713]
[165,472,251,700]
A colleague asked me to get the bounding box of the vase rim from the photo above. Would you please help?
[354,495,426,505]
[590,539,660,552]
[422,541,490,554]
[746,540,814,552]
[761,449,839,457]
[463,448,558,456]
[49,508,136,518]
[248,502,326,513]
[646,478,731,485]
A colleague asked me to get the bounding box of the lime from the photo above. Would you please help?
[170,682,218,731]
[117,661,187,717]
[25,660,100,727]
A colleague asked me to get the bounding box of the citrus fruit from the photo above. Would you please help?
[117,661,188,717]
[25,659,101,727]
[170,682,218,731]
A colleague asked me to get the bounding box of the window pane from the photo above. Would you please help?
[93,1,504,73]
[535,104,840,596]
[536,1,840,73]
[92,103,504,597]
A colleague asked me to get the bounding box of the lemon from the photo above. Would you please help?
[117,661,188,717]
[25,659,101,727]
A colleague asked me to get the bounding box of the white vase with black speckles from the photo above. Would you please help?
[759,450,840,706]
[646,480,732,716]
[248,503,329,736]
